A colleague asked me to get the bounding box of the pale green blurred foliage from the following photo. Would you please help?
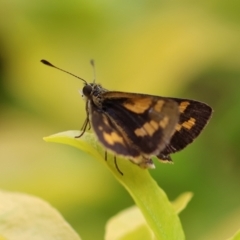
[0,1,240,240]
[0,191,81,240]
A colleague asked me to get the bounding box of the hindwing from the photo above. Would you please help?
[157,98,212,161]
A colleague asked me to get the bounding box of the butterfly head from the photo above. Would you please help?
[82,84,93,99]
[82,83,108,101]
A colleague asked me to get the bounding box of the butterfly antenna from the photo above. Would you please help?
[40,59,88,84]
[90,59,96,83]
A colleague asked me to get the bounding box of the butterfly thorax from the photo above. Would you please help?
[82,83,108,108]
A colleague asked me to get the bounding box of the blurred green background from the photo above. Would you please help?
[1,1,240,239]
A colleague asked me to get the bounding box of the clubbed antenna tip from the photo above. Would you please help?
[41,59,54,67]
[40,59,88,84]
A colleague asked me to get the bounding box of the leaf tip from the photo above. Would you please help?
[43,136,50,142]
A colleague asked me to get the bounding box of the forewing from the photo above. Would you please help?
[157,98,212,160]
[90,102,141,158]
[90,92,179,157]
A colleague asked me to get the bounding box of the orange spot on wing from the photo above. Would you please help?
[179,101,190,113]
[123,98,152,113]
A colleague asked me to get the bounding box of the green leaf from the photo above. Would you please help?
[105,205,155,240]
[171,192,193,214]
[105,192,193,240]
[44,131,185,240]
[0,190,81,240]
[227,230,240,240]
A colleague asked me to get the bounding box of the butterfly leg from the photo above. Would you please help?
[105,151,123,175]
[85,101,91,130]
[88,121,91,130]
[76,102,91,138]
[114,156,123,175]
[105,150,107,160]
[75,117,90,138]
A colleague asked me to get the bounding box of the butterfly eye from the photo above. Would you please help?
[82,85,92,98]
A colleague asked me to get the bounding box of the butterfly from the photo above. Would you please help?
[41,59,212,175]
